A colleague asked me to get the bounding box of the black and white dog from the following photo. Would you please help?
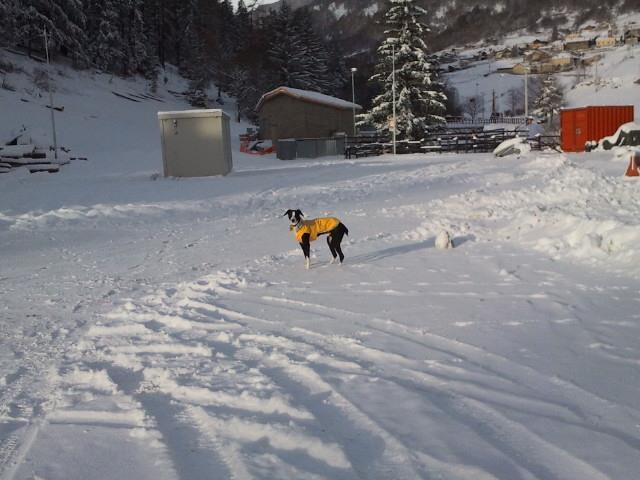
[284,209,349,269]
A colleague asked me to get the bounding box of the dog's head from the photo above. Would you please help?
[284,209,304,227]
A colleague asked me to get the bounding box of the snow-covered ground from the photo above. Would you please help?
[2,51,640,480]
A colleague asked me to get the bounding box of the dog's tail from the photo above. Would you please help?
[339,223,349,236]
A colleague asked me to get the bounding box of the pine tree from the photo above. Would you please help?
[295,9,333,93]
[236,0,251,31]
[266,4,314,91]
[0,0,19,45]
[325,39,348,96]
[85,0,155,77]
[89,0,123,72]
[534,74,563,127]
[164,0,198,69]
[227,65,261,121]
[211,0,239,100]
[121,0,150,76]
[361,0,446,139]
[17,0,89,66]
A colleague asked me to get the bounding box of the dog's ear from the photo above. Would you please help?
[283,209,293,218]
[295,209,304,217]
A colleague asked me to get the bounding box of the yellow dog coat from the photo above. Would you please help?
[292,217,340,243]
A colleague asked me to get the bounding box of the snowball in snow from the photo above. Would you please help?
[493,137,531,157]
[435,230,454,249]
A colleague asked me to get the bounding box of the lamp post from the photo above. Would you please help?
[351,67,357,137]
[524,65,529,118]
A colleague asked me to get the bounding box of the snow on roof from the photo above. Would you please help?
[565,37,591,43]
[157,109,228,119]
[256,87,362,111]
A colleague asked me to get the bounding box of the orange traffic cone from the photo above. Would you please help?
[625,154,639,177]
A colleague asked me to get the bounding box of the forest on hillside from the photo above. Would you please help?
[0,0,349,120]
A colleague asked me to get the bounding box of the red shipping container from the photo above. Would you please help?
[560,105,635,152]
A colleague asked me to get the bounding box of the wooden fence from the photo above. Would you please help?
[345,130,560,158]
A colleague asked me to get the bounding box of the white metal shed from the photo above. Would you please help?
[158,109,232,177]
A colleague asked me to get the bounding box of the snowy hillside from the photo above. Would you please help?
[260,0,640,54]
[2,51,640,480]
[443,12,640,123]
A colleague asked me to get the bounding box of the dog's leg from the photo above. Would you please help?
[300,233,311,269]
[330,229,345,264]
[334,242,345,264]
[327,235,337,263]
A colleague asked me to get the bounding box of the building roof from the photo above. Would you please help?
[565,37,591,43]
[256,87,362,112]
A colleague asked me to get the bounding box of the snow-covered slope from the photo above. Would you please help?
[444,13,640,123]
[564,46,640,111]
[2,51,640,480]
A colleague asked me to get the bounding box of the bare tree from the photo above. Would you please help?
[463,95,482,122]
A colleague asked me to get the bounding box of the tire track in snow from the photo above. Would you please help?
[177,259,640,478]
[261,295,640,423]
[228,292,637,479]
[52,277,342,478]
[216,311,587,480]
[41,264,640,479]
[236,344,421,479]
[94,276,417,478]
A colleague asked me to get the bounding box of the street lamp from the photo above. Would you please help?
[351,67,357,137]
[524,65,530,118]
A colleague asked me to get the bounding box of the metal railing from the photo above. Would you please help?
[343,131,561,157]
[446,116,529,125]
[276,137,346,160]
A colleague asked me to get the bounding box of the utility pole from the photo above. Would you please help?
[491,89,496,118]
[392,43,397,156]
[43,28,58,161]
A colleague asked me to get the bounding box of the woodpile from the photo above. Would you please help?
[0,144,69,174]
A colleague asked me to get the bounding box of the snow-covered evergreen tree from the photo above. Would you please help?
[295,9,333,93]
[360,0,446,139]
[534,74,563,127]
[121,0,150,76]
[16,0,89,66]
[88,0,123,72]
[325,39,349,96]
[266,4,311,90]
[85,0,155,77]
[185,33,214,108]
[164,0,198,69]
[227,65,261,121]
[0,0,19,45]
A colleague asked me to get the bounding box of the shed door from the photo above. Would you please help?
[574,109,589,152]
[561,110,575,152]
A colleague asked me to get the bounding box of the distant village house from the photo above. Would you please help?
[551,52,574,69]
[625,27,640,45]
[524,49,552,63]
[528,39,549,50]
[564,38,592,51]
[595,36,616,48]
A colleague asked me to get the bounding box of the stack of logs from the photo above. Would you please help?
[0,144,71,174]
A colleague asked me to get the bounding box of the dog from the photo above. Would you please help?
[284,209,349,269]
